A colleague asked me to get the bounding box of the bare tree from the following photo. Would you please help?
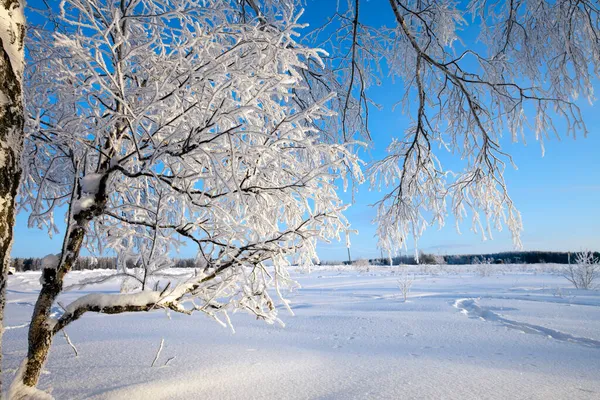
[12,0,362,395]
[310,0,600,257]
[0,0,25,394]
[398,272,414,302]
[563,250,599,289]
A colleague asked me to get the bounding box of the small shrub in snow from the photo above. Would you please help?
[352,258,369,267]
[563,251,599,290]
[398,273,414,302]
[419,263,439,276]
[552,287,564,299]
[475,257,494,277]
[352,258,370,272]
[519,263,529,273]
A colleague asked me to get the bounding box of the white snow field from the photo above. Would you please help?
[3,264,600,399]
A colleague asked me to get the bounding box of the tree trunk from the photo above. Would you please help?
[21,225,87,387]
[0,0,26,394]
[20,169,110,388]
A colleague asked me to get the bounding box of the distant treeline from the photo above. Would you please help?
[327,251,600,266]
[9,257,197,272]
[10,250,599,272]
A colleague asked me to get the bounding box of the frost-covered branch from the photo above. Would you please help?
[16,0,362,392]
[314,0,599,256]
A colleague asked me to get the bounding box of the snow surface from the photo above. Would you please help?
[8,359,54,400]
[3,264,600,399]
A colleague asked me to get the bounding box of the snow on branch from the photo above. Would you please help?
[314,0,599,256]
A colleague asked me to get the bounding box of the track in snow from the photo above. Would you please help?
[454,298,600,349]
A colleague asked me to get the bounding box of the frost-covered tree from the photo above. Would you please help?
[11,0,600,395]
[12,0,361,394]
[310,0,600,256]
[0,0,25,394]
[563,250,599,289]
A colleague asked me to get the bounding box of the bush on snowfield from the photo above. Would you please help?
[563,250,599,290]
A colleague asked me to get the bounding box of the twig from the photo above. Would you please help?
[163,356,176,367]
[151,338,164,367]
[62,329,79,357]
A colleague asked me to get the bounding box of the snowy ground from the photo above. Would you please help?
[3,264,600,399]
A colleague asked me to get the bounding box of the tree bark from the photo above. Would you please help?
[21,170,110,387]
[21,225,86,387]
[0,0,25,395]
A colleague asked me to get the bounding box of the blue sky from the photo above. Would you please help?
[11,0,600,261]
[316,87,600,260]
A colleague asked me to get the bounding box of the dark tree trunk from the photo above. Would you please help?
[0,0,26,394]
[20,170,110,388]
[22,226,86,387]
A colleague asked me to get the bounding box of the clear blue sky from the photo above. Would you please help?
[11,0,600,261]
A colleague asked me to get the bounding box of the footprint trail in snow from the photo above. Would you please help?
[454,298,600,349]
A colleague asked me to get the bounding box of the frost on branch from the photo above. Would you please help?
[20,0,362,347]
[563,250,599,290]
[312,0,599,256]
[17,0,367,389]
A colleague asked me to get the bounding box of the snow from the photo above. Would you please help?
[41,254,60,270]
[454,298,600,348]
[72,196,95,215]
[64,291,162,315]
[3,264,600,399]
[8,359,54,400]
[39,254,61,285]
[80,174,103,195]
[72,173,105,214]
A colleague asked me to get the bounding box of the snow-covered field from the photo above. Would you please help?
[3,264,600,399]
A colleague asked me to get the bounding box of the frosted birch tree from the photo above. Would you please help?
[310,0,600,259]
[9,0,600,396]
[11,0,361,395]
[0,0,25,394]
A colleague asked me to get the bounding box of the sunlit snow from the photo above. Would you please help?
[4,264,600,399]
